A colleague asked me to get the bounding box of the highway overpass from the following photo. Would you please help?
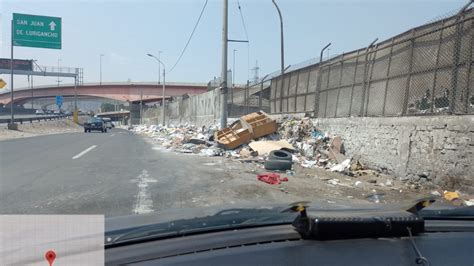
[0,82,209,105]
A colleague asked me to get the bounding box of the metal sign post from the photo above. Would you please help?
[9,19,15,129]
[55,95,63,109]
[9,13,62,129]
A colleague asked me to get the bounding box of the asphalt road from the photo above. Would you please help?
[0,129,222,217]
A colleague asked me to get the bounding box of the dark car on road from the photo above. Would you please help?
[84,117,107,133]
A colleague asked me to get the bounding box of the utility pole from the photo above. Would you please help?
[220,0,228,129]
[73,71,78,123]
[140,90,143,125]
[100,54,104,85]
[147,53,166,126]
[272,0,285,112]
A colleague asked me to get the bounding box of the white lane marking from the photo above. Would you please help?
[131,170,157,214]
[72,145,97,159]
[110,134,116,137]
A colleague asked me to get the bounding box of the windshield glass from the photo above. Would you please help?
[1,0,472,244]
[88,117,102,123]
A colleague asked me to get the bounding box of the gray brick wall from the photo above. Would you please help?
[311,115,474,191]
[270,114,473,192]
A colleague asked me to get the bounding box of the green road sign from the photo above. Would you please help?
[13,13,61,49]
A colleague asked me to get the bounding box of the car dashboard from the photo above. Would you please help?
[105,220,474,265]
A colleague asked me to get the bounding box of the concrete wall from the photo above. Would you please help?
[142,89,221,127]
[297,115,473,192]
[141,83,271,127]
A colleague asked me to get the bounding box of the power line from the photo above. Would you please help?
[169,0,208,73]
[237,0,249,41]
[237,0,250,80]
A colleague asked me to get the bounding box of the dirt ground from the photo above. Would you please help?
[141,137,436,208]
[0,119,82,141]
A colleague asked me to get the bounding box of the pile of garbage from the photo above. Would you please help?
[130,113,356,174]
[276,117,353,172]
[131,124,225,156]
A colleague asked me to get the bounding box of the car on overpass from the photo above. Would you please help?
[84,117,107,133]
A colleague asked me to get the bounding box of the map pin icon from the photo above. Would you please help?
[45,250,56,266]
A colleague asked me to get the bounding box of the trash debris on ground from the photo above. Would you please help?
[240,111,278,139]
[200,147,222,157]
[131,115,445,195]
[249,140,295,156]
[264,159,293,171]
[257,173,288,185]
[268,150,293,161]
[301,160,317,168]
[350,159,365,171]
[443,191,460,202]
[328,136,347,163]
[366,192,385,203]
[215,121,253,150]
[216,111,277,150]
[464,199,474,206]
[329,159,351,172]
[239,148,252,157]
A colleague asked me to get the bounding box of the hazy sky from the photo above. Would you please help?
[0,0,468,89]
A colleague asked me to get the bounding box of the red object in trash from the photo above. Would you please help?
[257,173,288,185]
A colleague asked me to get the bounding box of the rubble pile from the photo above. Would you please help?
[130,115,353,174]
[132,124,220,155]
[131,116,425,182]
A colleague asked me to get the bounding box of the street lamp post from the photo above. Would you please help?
[158,51,162,84]
[147,53,166,126]
[100,54,104,85]
[272,0,285,112]
[233,49,237,88]
[57,59,62,87]
[231,49,237,111]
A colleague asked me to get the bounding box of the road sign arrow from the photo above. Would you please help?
[49,21,56,31]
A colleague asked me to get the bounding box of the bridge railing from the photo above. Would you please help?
[0,114,71,124]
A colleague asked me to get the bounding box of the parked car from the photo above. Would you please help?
[35,109,44,115]
[84,117,107,133]
[102,117,113,129]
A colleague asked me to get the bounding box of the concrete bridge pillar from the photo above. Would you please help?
[130,102,141,125]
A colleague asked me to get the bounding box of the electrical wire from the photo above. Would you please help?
[237,0,250,80]
[237,0,249,41]
[168,0,208,73]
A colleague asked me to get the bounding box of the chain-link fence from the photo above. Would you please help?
[227,77,273,117]
[270,7,473,117]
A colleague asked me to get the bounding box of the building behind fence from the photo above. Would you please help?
[270,8,473,117]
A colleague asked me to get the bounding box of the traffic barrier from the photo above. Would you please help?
[0,114,70,124]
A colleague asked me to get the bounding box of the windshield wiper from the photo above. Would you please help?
[419,206,474,220]
[105,208,295,247]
